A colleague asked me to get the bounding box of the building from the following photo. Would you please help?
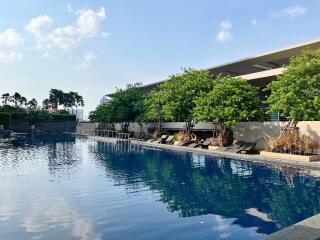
[107,39,320,120]
[68,109,84,121]
[100,95,110,106]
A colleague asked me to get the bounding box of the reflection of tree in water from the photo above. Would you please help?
[38,134,80,180]
[91,142,320,234]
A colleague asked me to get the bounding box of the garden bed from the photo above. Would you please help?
[260,151,320,162]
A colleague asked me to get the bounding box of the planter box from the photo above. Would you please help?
[208,146,219,151]
[260,151,320,162]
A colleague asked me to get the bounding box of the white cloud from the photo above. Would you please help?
[251,19,257,26]
[25,15,53,38]
[76,51,96,69]
[67,3,73,13]
[25,7,107,51]
[272,5,307,18]
[48,26,78,51]
[216,20,233,43]
[0,51,23,64]
[0,28,23,48]
[76,7,106,37]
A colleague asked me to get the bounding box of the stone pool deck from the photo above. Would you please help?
[265,214,320,240]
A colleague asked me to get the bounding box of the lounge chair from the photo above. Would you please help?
[187,142,200,148]
[224,141,245,153]
[164,135,175,144]
[154,135,168,144]
[146,139,156,143]
[201,138,213,148]
[218,141,256,154]
[239,141,256,154]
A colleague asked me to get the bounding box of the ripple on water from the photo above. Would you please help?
[1,135,320,240]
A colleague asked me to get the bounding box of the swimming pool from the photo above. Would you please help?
[1,134,320,240]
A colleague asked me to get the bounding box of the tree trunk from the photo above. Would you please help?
[218,123,233,146]
[121,122,129,133]
[185,121,193,136]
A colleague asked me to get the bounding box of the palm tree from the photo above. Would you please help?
[42,98,51,110]
[27,98,38,111]
[75,93,84,108]
[1,93,10,105]
[12,92,22,106]
[19,96,27,107]
[49,89,64,111]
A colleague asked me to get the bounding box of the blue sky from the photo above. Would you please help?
[0,0,319,117]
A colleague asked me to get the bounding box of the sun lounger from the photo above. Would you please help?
[154,135,168,143]
[146,139,156,143]
[187,142,200,148]
[222,141,256,154]
[164,135,175,144]
[201,138,213,148]
[176,140,190,146]
[239,142,256,154]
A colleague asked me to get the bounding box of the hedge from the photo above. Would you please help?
[51,114,76,121]
[0,112,11,129]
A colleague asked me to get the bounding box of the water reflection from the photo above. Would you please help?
[1,136,320,240]
[91,141,320,234]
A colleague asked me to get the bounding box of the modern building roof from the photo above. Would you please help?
[107,38,320,96]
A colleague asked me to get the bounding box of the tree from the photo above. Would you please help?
[89,83,145,132]
[1,93,10,105]
[89,103,113,123]
[74,93,84,108]
[11,92,22,106]
[151,68,213,134]
[48,89,64,111]
[144,90,165,129]
[62,92,74,110]
[266,49,320,126]
[42,98,51,110]
[193,75,261,145]
[27,98,38,111]
[19,96,27,107]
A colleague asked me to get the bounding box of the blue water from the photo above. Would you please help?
[1,134,320,240]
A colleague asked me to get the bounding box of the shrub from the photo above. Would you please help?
[51,114,76,121]
[174,131,185,141]
[0,112,11,129]
[267,131,320,155]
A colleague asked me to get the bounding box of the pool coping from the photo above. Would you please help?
[264,214,320,240]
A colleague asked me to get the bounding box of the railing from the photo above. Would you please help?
[95,130,130,140]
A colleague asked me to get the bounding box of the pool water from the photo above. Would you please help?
[1,134,320,240]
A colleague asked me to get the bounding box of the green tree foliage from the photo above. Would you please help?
[193,75,261,143]
[144,90,165,124]
[158,68,213,122]
[26,98,38,111]
[44,89,85,111]
[266,49,320,123]
[0,112,11,129]
[1,93,10,105]
[89,83,145,132]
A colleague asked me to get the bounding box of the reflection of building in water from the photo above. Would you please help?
[230,161,253,177]
[191,153,206,168]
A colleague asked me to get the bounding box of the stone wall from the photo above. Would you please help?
[11,120,76,133]
[77,122,99,135]
[233,121,320,150]
[77,121,320,150]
